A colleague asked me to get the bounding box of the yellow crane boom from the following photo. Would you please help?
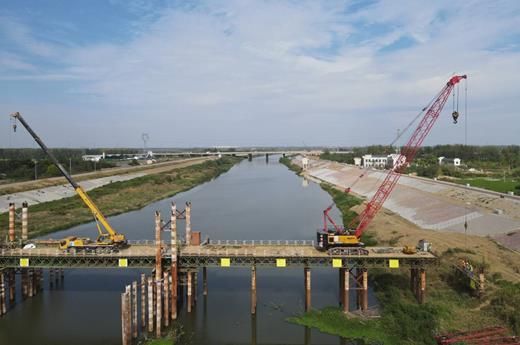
[10,112,126,246]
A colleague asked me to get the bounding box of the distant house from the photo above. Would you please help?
[82,153,105,162]
[354,157,362,166]
[362,154,403,169]
[302,157,309,169]
[362,155,389,168]
[386,154,402,169]
[438,157,461,166]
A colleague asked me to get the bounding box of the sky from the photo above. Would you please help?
[0,0,519,148]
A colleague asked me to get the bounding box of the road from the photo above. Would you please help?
[0,157,212,213]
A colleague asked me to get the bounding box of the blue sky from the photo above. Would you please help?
[1,0,519,147]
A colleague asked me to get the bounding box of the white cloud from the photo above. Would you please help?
[1,0,519,147]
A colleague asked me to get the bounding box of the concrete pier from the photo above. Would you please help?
[203,267,208,296]
[340,268,349,313]
[141,273,146,330]
[419,269,426,304]
[8,202,15,242]
[50,269,54,288]
[251,266,257,314]
[125,285,132,342]
[163,271,169,327]
[0,270,6,316]
[171,202,178,320]
[154,211,162,337]
[121,292,129,345]
[21,269,28,299]
[185,202,192,245]
[304,268,311,311]
[28,270,33,298]
[21,202,28,241]
[187,272,193,313]
[132,281,138,339]
[410,268,426,303]
[8,269,15,305]
[147,277,154,333]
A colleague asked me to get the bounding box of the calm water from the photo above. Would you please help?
[0,156,377,345]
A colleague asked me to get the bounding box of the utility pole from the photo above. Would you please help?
[69,157,72,175]
[396,129,401,154]
[142,133,149,155]
[33,159,38,180]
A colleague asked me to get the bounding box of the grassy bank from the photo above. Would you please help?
[0,157,241,239]
[279,156,302,174]
[0,158,208,196]
[450,177,519,194]
[318,182,378,246]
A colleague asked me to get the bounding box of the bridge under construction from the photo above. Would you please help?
[0,201,437,344]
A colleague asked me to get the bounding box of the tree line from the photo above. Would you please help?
[322,145,520,171]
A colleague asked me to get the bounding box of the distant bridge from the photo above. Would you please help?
[152,150,323,158]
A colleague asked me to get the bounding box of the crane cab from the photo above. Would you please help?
[59,236,89,251]
[316,231,362,251]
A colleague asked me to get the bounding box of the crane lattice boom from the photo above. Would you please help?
[350,75,467,238]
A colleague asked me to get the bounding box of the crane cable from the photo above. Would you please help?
[346,87,444,194]
[463,78,469,257]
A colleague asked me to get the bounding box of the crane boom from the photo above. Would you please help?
[350,75,467,238]
[10,112,125,245]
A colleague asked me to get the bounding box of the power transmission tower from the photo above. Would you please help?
[141,133,150,154]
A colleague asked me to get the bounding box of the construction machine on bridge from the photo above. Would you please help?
[317,75,467,254]
[10,112,127,253]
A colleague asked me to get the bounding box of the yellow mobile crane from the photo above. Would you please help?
[10,112,126,252]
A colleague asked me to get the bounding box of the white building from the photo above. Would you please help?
[301,157,309,170]
[362,155,389,168]
[353,157,362,167]
[438,157,461,166]
[362,154,404,169]
[82,152,105,162]
[387,154,402,169]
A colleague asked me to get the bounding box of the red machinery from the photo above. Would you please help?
[323,203,343,233]
[317,75,467,249]
[435,326,519,345]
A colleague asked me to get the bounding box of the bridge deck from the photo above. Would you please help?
[0,243,436,269]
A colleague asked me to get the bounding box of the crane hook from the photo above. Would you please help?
[11,118,17,132]
[452,111,459,124]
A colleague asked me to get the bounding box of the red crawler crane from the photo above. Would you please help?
[317,75,467,251]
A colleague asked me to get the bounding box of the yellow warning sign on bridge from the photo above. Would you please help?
[20,258,29,267]
[276,258,286,267]
[118,258,128,267]
[332,259,342,268]
[389,259,399,268]
[220,258,230,267]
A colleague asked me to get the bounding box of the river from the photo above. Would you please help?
[0,156,377,345]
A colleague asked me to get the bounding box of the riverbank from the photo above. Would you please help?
[0,156,241,239]
[284,158,520,344]
[0,157,210,196]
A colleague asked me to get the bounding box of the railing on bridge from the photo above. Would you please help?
[35,239,316,246]
[207,239,315,246]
